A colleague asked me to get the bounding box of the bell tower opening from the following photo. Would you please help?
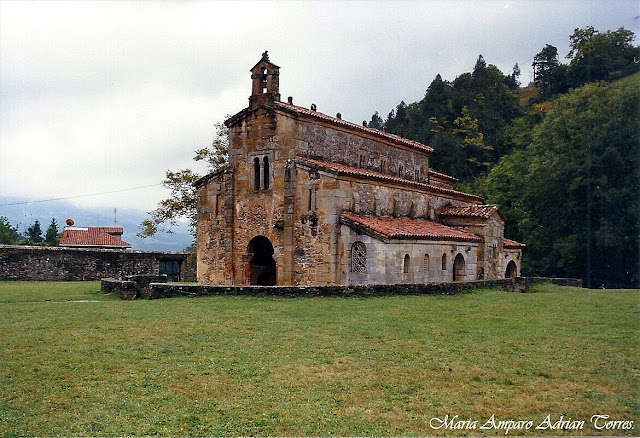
[249,51,281,109]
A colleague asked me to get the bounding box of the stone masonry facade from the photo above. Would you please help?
[0,245,193,282]
[196,52,524,286]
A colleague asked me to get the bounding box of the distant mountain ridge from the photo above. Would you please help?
[0,197,193,252]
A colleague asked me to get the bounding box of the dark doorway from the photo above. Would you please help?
[453,253,465,282]
[505,261,518,279]
[248,235,276,285]
[159,260,181,282]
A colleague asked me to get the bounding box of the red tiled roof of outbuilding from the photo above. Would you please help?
[59,227,131,248]
[340,212,482,243]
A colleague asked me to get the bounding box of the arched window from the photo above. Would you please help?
[424,254,430,272]
[254,157,261,191]
[351,241,367,273]
[442,253,447,270]
[403,254,410,273]
[263,156,270,189]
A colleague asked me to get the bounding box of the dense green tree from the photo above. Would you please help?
[45,218,60,246]
[485,74,640,288]
[140,121,229,238]
[0,217,21,245]
[506,63,521,88]
[451,106,492,181]
[383,56,520,184]
[532,44,569,98]
[567,26,640,87]
[385,101,408,135]
[368,111,384,130]
[26,220,43,243]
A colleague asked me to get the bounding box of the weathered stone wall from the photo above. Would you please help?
[197,102,520,287]
[293,166,482,285]
[101,274,168,299]
[146,278,516,299]
[296,119,430,183]
[0,245,192,281]
[223,108,294,285]
[440,212,523,280]
[197,170,231,284]
[197,111,490,286]
[339,225,479,285]
[137,277,583,300]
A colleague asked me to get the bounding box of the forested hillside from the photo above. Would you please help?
[371,27,639,287]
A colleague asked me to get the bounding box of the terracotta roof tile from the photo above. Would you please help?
[59,227,131,248]
[440,205,502,219]
[94,227,124,235]
[340,212,482,243]
[428,169,458,183]
[504,238,526,249]
[276,101,434,154]
[296,157,484,203]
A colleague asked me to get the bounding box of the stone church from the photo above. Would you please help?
[196,52,524,286]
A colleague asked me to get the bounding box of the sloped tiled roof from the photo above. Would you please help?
[504,238,526,249]
[296,157,483,203]
[59,227,131,248]
[428,169,458,183]
[340,212,482,243]
[93,227,124,235]
[439,205,504,220]
[275,101,434,154]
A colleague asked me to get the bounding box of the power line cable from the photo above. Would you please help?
[0,183,163,207]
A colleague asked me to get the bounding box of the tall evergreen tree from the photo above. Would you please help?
[368,111,384,130]
[0,217,21,245]
[532,44,568,97]
[45,218,60,246]
[26,220,43,243]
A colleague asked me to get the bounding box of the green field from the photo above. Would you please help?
[0,281,638,436]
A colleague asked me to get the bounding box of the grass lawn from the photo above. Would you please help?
[0,281,638,436]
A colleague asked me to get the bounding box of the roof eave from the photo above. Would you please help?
[194,165,228,188]
[296,157,484,203]
[275,102,433,154]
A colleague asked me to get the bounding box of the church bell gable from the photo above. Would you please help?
[249,51,281,109]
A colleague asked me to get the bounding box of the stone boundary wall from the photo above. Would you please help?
[101,277,583,300]
[0,245,193,281]
[102,275,169,300]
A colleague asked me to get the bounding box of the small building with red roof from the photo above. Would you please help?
[59,226,131,249]
[195,53,523,286]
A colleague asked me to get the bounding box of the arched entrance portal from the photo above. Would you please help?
[505,260,518,279]
[247,236,276,285]
[453,253,465,282]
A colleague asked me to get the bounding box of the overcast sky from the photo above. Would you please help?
[1,0,638,215]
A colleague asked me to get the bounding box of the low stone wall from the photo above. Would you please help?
[0,245,193,281]
[100,278,513,299]
[100,276,583,300]
[101,275,168,300]
[148,279,519,299]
